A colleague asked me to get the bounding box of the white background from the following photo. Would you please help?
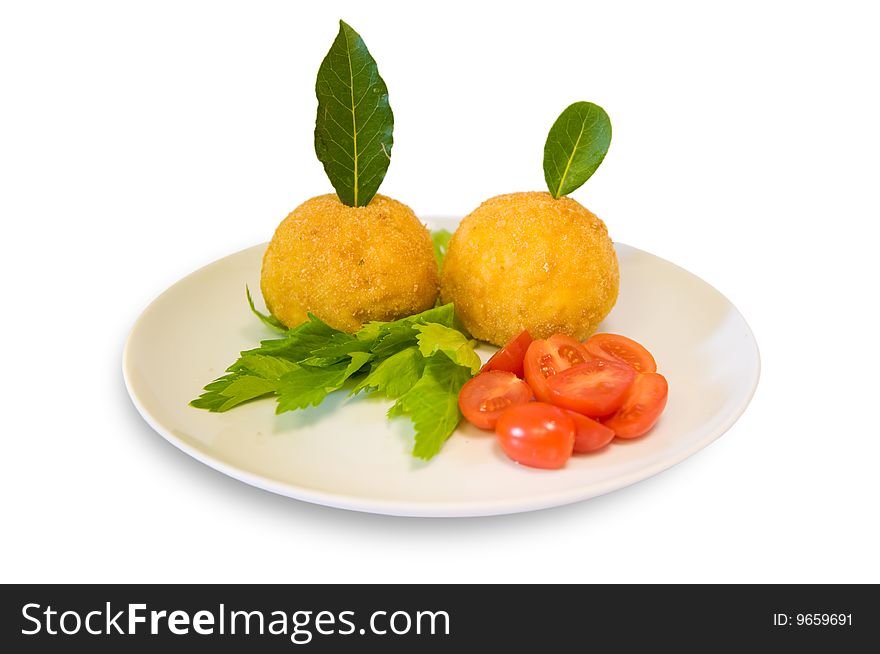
[2,0,879,583]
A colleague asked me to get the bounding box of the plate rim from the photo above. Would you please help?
[122,240,761,517]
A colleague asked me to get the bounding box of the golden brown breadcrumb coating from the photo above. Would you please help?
[261,194,439,333]
[441,192,618,346]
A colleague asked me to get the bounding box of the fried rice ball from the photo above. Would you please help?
[261,194,439,333]
[441,191,619,346]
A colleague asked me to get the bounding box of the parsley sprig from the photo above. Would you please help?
[191,295,479,460]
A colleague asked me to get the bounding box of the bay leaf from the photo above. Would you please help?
[314,20,393,207]
[543,101,611,199]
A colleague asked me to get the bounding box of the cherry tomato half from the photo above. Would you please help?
[545,358,636,417]
[481,330,533,378]
[459,371,533,430]
[495,402,575,469]
[603,372,668,438]
[523,334,591,403]
[585,333,657,373]
[565,410,616,453]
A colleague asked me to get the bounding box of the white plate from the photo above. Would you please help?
[124,218,759,517]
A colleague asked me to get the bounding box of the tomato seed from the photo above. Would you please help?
[558,345,585,365]
[480,396,513,412]
[539,354,557,378]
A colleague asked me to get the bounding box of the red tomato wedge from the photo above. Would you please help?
[523,334,591,403]
[495,403,575,469]
[545,358,636,417]
[603,372,668,438]
[585,333,657,373]
[481,330,533,378]
[458,371,533,430]
[565,410,616,453]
